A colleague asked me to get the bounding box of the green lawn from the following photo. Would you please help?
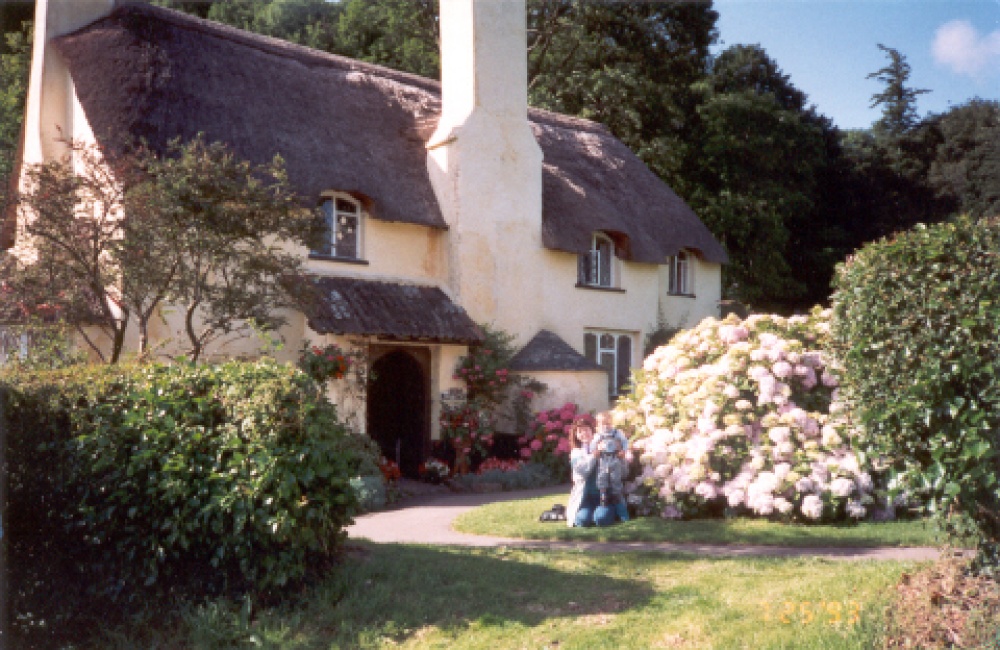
[74,493,971,649]
[98,544,917,650]
[453,495,957,548]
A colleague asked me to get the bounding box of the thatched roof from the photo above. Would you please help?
[52,2,727,265]
[303,276,484,344]
[508,329,603,372]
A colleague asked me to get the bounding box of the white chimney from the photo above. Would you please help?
[427,0,544,340]
[22,0,115,166]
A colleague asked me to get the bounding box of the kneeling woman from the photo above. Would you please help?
[566,416,626,527]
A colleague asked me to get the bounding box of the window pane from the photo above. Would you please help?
[314,201,334,256]
[584,333,597,362]
[336,198,358,213]
[600,333,615,350]
[335,215,358,258]
[616,335,632,395]
[597,239,612,286]
[599,351,616,395]
[579,251,598,285]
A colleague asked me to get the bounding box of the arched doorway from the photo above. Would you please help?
[367,348,429,478]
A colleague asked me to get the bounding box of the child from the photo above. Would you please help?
[591,411,630,522]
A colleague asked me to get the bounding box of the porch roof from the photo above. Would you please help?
[508,329,603,372]
[302,276,484,345]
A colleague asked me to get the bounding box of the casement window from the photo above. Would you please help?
[584,331,633,397]
[314,194,363,260]
[0,328,29,366]
[667,250,692,295]
[578,232,618,288]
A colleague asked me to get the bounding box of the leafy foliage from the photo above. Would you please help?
[831,215,1000,568]
[924,99,1000,219]
[0,20,29,212]
[3,359,369,640]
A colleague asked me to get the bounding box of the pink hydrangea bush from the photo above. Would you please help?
[517,403,591,481]
[615,308,874,522]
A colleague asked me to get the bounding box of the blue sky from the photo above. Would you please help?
[714,0,1000,129]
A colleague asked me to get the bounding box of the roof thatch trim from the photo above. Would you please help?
[301,275,484,345]
[54,2,728,265]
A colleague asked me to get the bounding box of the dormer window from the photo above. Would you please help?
[578,232,618,288]
[667,250,691,295]
[314,194,363,260]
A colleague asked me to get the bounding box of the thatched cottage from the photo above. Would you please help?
[11,0,727,475]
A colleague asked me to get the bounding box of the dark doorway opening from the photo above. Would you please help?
[367,348,429,478]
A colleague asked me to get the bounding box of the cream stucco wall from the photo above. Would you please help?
[521,370,610,416]
[302,217,449,286]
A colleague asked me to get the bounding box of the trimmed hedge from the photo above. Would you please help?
[4,360,371,635]
[831,215,1000,567]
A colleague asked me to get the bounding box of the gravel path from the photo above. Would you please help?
[345,484,954,561]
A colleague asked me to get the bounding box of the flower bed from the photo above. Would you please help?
[616,309,875,522]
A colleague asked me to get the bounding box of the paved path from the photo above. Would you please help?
[346,485,955,561]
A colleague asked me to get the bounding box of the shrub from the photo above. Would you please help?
[615,309,875,522]
[516,403,588,482]
[349,475,388,512]
[3,359,365,633]
[450,462,559,492]
[831,216,1000,567]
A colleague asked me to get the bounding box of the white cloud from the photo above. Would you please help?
[932,19,1000,78]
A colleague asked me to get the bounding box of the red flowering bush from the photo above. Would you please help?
[518,403,592,481]
[439,401,495,463]
[297,342,350,384]
[378,457,400,484]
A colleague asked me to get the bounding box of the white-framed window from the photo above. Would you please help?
[314,194,363,260]
[667,250,692,295]
[0,328,30,366]
[584,330,633,397]
[578,232,618,288]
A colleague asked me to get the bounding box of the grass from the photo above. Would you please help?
[92,543,918,649]
[452,495,960,548]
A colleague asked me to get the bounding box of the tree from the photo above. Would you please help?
[525,1,718,186]
[335,0,438,78]
[0,22,31,213]
[924,99,1000,219]
[867,44,930,140]
[684,45,830,310]
[3,142,142,363]
[3,137,322,363]
[129,136,322,362]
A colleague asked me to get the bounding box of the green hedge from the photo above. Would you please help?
[831,215,1000,568]
[4,360,372,634]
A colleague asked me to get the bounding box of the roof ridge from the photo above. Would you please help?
[106,3,608,136]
